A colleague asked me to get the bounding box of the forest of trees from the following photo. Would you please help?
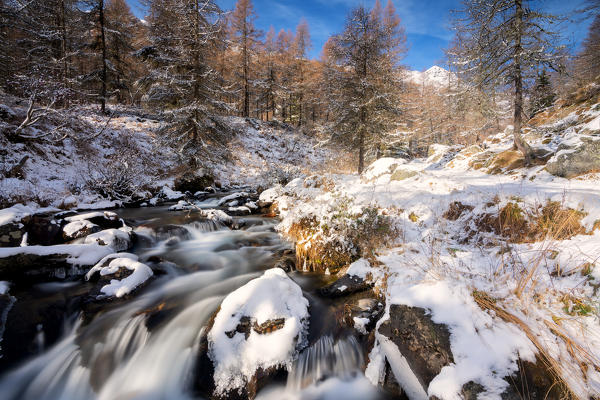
[0,0,599,171]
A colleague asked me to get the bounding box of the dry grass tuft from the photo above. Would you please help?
[473,292,576,399]
[443,201,474,221]
[475,200,587,244]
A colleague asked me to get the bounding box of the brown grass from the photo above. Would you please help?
[475,201,587,244]
[443,202,475,221]
[487,150,525,174]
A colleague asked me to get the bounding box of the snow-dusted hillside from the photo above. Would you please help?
[0,96,329,209]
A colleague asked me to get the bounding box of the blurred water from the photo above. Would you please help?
[0,205,385,400]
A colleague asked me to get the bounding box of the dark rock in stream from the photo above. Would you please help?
[0,222,25,247]
[319,274,373,298]
[0,252,73,282]
[25,213,64,245]
[153,224,192,241]
[378,304,454,393]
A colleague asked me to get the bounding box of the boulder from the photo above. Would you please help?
[0,251,72,281]
[62,219,101,241]
[174,171,214,193]
[378,304,454,394]
[85,254,153,299]
[546,136,600,178]
[26,213,63,245]
[84,229,132,252]
[207,268,309,399]
[64,211,123,231]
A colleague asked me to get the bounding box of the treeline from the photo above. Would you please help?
[1,0,599,171]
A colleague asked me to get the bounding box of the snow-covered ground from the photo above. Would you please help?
[266,104,600,398]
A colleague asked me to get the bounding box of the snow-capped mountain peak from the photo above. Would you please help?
[405,66,455,88]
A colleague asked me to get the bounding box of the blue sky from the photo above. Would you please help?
[126,0,590,71]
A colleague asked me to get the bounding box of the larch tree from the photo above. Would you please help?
[139,0,226,165]
[275,29,294,122]
[256,26,277,121]
[449,0,565,165]
[324,0,407,173]
[293,19,311,126]
[230,0,261,118]
[104,0,141,104]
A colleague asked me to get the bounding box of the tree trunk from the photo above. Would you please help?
[242,19,249,118]
[358,128,365,174]
[60,0,69,107]
[358,109,366,174]
[99,0,107,114]
[513,0,533,165]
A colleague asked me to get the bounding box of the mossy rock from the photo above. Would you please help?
[390,168,418,181]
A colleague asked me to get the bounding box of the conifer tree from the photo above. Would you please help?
[105,0,141,104]
[230,0,261,118]
[530,70,555,115]
[576,13,600,83]
[293,19,311,126]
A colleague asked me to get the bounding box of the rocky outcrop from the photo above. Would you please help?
[378,304,454,394]
[546,136,600,178]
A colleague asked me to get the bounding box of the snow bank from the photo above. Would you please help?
[0,204,35,226]
[208,268,309,395]
[0,243,113,267]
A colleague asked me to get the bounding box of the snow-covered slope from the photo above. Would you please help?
[265,100,600,399]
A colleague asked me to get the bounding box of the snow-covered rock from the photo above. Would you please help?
[362,158,405,181]
[85,253,153,298]
[208,268,309,396]
[546,135,600,178]
[84,228,132,252]
[62,219,100,240]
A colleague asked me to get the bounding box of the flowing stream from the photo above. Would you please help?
[0,200,388,399]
